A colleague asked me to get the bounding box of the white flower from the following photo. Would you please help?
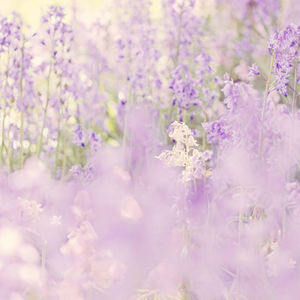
[157,122,212,182]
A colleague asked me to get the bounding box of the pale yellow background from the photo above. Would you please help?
[0,0,109,27]
[0,0,216,28]
[0,0,293,28]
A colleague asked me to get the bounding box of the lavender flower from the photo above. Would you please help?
[248,63,261,78]
[1,2,300,299]
[202,119,231,145]
[269,24,300,97]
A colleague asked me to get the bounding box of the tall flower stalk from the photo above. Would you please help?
[18,37,25,168]
[258,51,275,159]
[292,52,299,116]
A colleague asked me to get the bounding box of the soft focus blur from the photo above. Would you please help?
[0,0,217,27]
[0,0,108,27]
[1,0,300,299]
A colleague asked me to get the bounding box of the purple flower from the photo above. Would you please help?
[269,24,300,96]
[202,119,231,145]
[248,63,260,78]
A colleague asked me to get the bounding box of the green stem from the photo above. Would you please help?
[19,40,25,168]
[182,109,187,123]
[1,48,10,166]
[60,132,67,181]
[19,110,24,167]
[0,108,6,164]
[258,52,275,158]
[292,56,298,116]
[61,151,67,181]
[122,44,133,148]
[122,103,129,148]
[7,130,13,172]
[37,28,55,159]
[37,61,52,158]
[202,112,207,151]
[54,111,61,177]
[54,72,63,177]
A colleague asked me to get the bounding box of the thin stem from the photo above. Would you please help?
[19,111,24,167]
[1,49,11,165]
[54,72,63,177]
[19,39,25,168]
[7,129,13,172]
[0,108,6,164]
[54,111,61,177]
[258,52,275,158]
[122,42,133,148]
[37,28,55,159]
[202,112,207,151]
[262,52,275,127]
[292,56,298,116]
[182,109,187,123]
[60,130,67,181]
[36,59,52,158]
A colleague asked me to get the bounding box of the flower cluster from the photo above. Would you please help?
[269,24,300,96]
[157,121,212,182]
[202,119,231,145]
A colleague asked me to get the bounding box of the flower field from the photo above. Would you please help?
[1,0,300,299]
